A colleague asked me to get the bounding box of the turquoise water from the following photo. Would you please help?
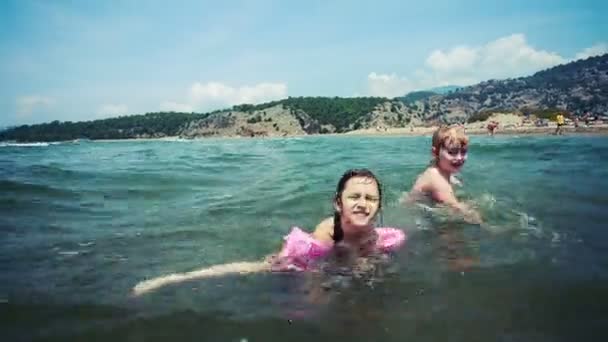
[1,135,608,341]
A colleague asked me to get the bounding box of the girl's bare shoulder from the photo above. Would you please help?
[312,217,334,243]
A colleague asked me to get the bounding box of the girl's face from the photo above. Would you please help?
[335,176,381,234]
[437,144,468,174]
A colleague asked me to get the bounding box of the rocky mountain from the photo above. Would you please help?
[177,97,395,138]
[177,104,323,138]
[179,54,608,138]
[2,54,606,141]
[408,53,608,124]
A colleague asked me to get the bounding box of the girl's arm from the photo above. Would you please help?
[132,260,271,296]
[432,182,483,224]
[133,224,334,296]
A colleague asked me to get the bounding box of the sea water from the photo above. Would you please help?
[1,135,607,341]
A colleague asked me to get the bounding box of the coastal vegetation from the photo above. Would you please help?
[0,112,208,142]
[1,54,606,141]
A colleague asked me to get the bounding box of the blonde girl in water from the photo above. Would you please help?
[407,126,482,224]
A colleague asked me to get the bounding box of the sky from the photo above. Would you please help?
[1,0,607,126]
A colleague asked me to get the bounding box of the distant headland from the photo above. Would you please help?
[2,54,607,142]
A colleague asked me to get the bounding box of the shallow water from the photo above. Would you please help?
[1,135,607,341]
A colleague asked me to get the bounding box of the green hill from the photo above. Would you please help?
[2,54,606,141]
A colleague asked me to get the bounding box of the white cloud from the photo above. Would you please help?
[425,46,479,74]
[475,34,565,77]
[575,43,608,60]
[189,81,287,107]
[368,34,607,97]
[16,95,55,117]
[161,81,288,113]
[422,33,565,87]
[97,104,128,117]
[368,72,415,98]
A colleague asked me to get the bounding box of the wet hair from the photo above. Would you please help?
[332,169,382,243]
[432,126,469,150]
[431,126,469,164]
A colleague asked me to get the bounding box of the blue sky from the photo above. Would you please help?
[1,0,607,126]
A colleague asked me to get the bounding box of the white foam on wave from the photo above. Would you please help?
[58,250,80,256]
[0,141,64,147]
[0,142,50,147]
[516,211,544,237]
[160,137,192,142]
[479,193,497,209]
[104,253,128,262]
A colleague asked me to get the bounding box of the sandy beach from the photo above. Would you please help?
[346,113,608,137]
[87,114,608,142]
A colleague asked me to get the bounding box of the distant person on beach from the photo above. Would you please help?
[406,126,482,224]
[487,121,498,135]
[133,169,405,296]
[555,113,565,135]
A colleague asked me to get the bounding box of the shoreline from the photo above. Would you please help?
[95,125,608,142]
[4,125,608,144]
[344,124,608,137]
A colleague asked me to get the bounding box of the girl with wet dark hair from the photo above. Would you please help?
[328,168,383,243]
[133,169,405,296]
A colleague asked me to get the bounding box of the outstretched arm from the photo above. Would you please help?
[132,260,271,296]
[132,224,335,296]
[433,184,483,224]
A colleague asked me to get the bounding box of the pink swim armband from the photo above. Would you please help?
[374,227,407,253]
[271,226,406,272]
[272,227,332,271]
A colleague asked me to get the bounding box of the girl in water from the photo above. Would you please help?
[133,168,405,295]
[406,126,483,271]
[407,126,482,224]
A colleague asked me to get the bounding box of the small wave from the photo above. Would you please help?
[58,250,80,256]
[160,137,192,142]
[136,227,223,242]
[478,193,497,207]
[517,211,540,231]
[0,142,51,147]
[0,179,74,197]
[103,253,128,262]
[28,164,78,178]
